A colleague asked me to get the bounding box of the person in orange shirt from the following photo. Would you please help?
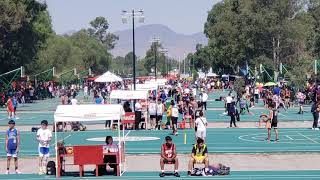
[6,96,14,119]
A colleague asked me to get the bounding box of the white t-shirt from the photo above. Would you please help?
[171,106,179,117]
[254,88,259,95]
[71,98,78,105]
[226,96,232,104]
[135,102,142,111]
[156,103,164,115]
[195,117,207,131]
[37,128,52,148]
[148,102,157,115]
[202,93,208,102]
[192,88,197,96]
[184,88,190,94]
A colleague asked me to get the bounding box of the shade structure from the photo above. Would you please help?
[133,83,158,90]
[264,82,277,87]
[94,71,122,83]
[53,104,126,176]
[110,90,149,100]
[54,104,125,122]
[207,72,218,77]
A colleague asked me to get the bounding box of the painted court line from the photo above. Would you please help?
[50,134,71,146]
[286,135,294,140]
[125,130,131,137]
[298,133,318,144]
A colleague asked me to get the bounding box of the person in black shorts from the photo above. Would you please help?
[267,103,279,142]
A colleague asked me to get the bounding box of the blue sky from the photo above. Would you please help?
[46,0,221,35]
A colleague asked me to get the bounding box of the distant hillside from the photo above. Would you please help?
[111,24,208,59]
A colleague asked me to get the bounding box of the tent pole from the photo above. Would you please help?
[55,121,58,177]
[118,119,122,176]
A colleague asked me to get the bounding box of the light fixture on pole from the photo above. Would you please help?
[151,37,160,80]
[159,48,168,75]
[122,9,144,90]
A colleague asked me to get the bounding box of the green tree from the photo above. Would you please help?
[309,1,320,58]
[69,30,112,74]
[202,0,311,76]
[143,43,166,75]
[29,35,82,74]
[88,16,119,50]
[0,0,53,73]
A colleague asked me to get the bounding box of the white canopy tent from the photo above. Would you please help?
[110,90,149,100]
[132,83,158,91]
[206,67,219,77]
[110,90,149,129]
[54,104,126,176]
[94,71,122,83]
[144,78,167,86]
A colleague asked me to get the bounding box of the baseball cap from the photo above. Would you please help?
[8,120,15,124]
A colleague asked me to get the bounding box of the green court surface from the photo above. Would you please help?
[2,128,320,157]
[0,91,314,126]
[1,170,320,180]
[0,105,313,126]
[0,107,312,126]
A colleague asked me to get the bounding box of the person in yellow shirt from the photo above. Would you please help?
[187,138,209,176]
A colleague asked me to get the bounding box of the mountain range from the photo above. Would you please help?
[111,24,208,59]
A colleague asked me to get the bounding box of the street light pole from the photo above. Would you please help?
[151,37,160,80]
[132,9,136,90]
[122,9,144,90]
[154,42,157,80]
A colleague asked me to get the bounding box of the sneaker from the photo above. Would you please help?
[174,172,180,177]
[5,170,9,175]
[159,172,165,177]
[15,170,22,174]
[42,167,47,175]
[187,171,192,176]
[316,128,319,131]
[38,167,43,175]
[312,128,315,130]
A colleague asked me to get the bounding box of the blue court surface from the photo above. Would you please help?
[1,128,320,157]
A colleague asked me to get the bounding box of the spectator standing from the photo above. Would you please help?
[195,111,208,142]
[5,120,21,174]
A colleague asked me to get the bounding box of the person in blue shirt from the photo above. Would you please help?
[12,96,19,119]
[273,85,281,96]
[160,91,167,102]
[95,95,103,104]
[5,120,21,174]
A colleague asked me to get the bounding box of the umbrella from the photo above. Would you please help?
[264,82,277,87]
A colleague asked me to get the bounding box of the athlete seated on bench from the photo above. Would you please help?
[188,138,210,176]
[159,136,180,177]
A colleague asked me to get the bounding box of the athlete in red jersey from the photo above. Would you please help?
[6,96,14,119]
[160,136,180,177]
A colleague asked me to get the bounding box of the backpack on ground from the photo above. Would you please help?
[46,161,56,175]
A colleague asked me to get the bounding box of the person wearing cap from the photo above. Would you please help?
[160,136,180,177]
[36,120,52,175]
[5,120,21,174]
